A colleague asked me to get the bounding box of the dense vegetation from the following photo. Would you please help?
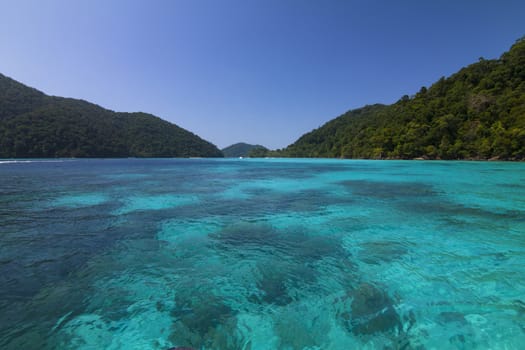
[222,142,268,157]
[265,37,525,160]
[0,74,223,158]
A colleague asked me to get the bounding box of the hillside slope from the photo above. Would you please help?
[0,74,223,158]
[222,142,268,157]
[280,37,525,160]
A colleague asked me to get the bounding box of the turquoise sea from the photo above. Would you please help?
[1,158,524,349]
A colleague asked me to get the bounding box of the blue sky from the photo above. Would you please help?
[1,0,524,149]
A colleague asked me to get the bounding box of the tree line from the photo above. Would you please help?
[0,74,223,158]
[252,37,525,160]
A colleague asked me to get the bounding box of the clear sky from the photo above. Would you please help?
[1,0,524,149]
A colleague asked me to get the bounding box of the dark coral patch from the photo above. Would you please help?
[358,240,408,265]
[437,311,467,325]
[170,293,238,349]
[256,270,294,306]
[341,283,402,336]
[340,180,437,200]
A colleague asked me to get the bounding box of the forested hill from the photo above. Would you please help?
[222,142,268,157]
[279,37,525,160]
[0,74,223,158]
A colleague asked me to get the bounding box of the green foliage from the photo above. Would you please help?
[222,142,268,157]
[247,147,272,158]
[0,74,223,158]
[279,37,525,160]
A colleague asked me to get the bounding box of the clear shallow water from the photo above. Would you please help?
[1,158,524,350]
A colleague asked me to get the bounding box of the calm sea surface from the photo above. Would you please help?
[1,158,524,349]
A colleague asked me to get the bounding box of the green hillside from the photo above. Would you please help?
[277,37,525,160]
[0,74,223,158]
[222,142,268,157]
